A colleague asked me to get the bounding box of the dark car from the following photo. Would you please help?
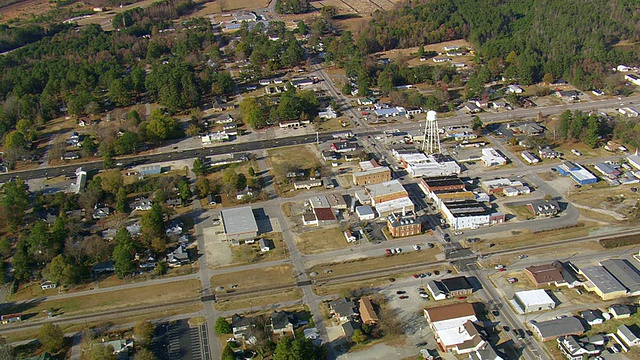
[434,270,440,275]
[492,310,500,317]
[399,295,409,299]
[396,290,406,295]
[503,326,510,332]
[389,278,396,282]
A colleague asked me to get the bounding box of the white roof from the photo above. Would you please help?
[399,153,431,165]
[628,154,640,169]
[482,178,520,188]
[309,195,330,208]
[366,180,407,199]
[481,148,506,164]
[353,167,390,178]
[514,289,554,306]
[359,160,379,171]
[220,206,258,235]
[432,316,478,347]
[355,206,375,216]
[374,197,414,214]
[569,163,598,182]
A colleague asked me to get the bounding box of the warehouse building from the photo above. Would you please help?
[600,259,640,296]
[221,206,259,240]
[513,289,556,313]
[365,180,408,205]
[579,266,627,300]
[557,161,598,185]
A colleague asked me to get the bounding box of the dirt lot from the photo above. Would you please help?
[267,144,325,194]
[230,232,289,264]
[2,280,201,322]
[295,225,351,254]
[568,182,640,221]
[210,264,296,291]
[213,288,302,311]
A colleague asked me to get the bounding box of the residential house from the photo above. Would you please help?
[92,261,116,274]
[231,314,252,339]
[92,206,110,219]
[258,238,271,252]
[617,324,640,347]
[216,114,234,124]
[539,147,559,159]
[557,336,601,360]
[464,102,481,113]
[625,73,640,86]
[555,90,580,100]
[358,297,378,325]
[168,245,189,267]
[580,310,604,326]
[166,222,183,236]
[468,345,505,360]
[609,304,632,319]
[62,152,80,160]
[521,150,540,164]
[341,320,361,338]
[41,281,57,290]
[0,313,22,324]
[166,198,182,207]
[530,317,585,341]
[329,298,357,322]
[319,107,337,119]
[212,97,234,111]
[132,198,153,211]
[331,141,357,153]
[223,123,238,136]
[271,311,294,335]
[506,84,523,94]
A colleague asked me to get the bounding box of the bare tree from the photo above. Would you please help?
[219,0,228,12]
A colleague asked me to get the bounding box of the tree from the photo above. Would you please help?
[38,322,65,353]
[351,329,367,344]
[215,317,232,334]
[43,255,70,285]
[141,204,166,241]
[134,348,156,360]
[273,337,320,360]
[221,343,235,360]
[542,72,555,84]
[0,179,29,231]
[195,177,212,198]
[115,188,128,213]
[114,131,140,155]
[0,336,14,360]
[134,321,155,347]
[99,170,124,195]
[112,229,136,278]
[248,167,255,177]
[178,180,191,204]
[87,344,116,360]
[4,131,26,151]
[192,158,206,176]
[103,153,115,170]
[236,173,247,190]
[222,169,239,193]
[471,117,483,133]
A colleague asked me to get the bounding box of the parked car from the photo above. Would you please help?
[413,244,421,251]
[399,295,409,299]
[518,254,528,259]
[396,290,406,295]
[492,310,499,317]
[386,248,392,255]
[508,277,518,283]
[413,274,419,278]
[420,293,430,299]
[457,296,467,300]
[395,248,402,253]
[453,231,463,235]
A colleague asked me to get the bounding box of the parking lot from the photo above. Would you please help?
[151,319,210,360]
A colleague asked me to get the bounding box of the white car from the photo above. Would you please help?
[413,245,421,251]
[453,231,463,235]
[419,292,430,299]
[395,248,402,253]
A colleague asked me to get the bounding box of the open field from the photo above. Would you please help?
[466,221,600,253]
[568,182,640,220]
[210,264,295,291]
[267,144,323,194]
[295,226,351,254]
[2,280,201,322]
[3,302,202,343]
[213,288,302,311]
[230,232,289,264]
[308,247,441,280]
[506,204,535,221]
[316,115,352,132]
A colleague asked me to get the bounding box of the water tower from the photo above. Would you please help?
[422,110,441,154]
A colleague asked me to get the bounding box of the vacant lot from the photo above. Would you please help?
[214,288,302,312]
[296,226,351,254]
[210,264,295,291]
[316,116,352,132]
[568,182,640,221]
[230,232,289,264]
[267,145,323,193]
[506,204,535,221]
[2,280,201,321]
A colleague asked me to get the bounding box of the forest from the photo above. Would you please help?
[357,0,640,88]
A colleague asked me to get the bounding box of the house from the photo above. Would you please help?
[223,123,238,136]
[232,314,253,339]
[521,150,540,164]
[166,222,183,236]
[258,238,271,252]
[132,198,153,211]
[609,304,632,319]
[166,198,183,207]
[212,97,234,111]
[271,311,294,335]
[513,289,556,313]
[527,200,560,217]
[427,277,474,299]
[202,132,229,143]
[625,73,640,86]
[555,90,580,100]
[93,339,133,356]
[373,106,406,118]
[525,264,565,286]
[329,298,357,322]
[319,107,337,119]
[92,206,110,219]
[168,245,189,266]
[126,223,141,236]
[322,150,339,161]
[358,97,375,105]
[140,165,161,176]
[294,179,323,190]
[530,316,585,341]
[557,336,601,360]
[468,345,505,360]
[464,102,481,113]
[343,230,356,243]
[594,162,621,179]
[0,313,22,324]
[341,320,361,338]
[331,141,357,153]
[62,152,80,160]
[358,297,378,325]
[617,324,640,347]
[424,303,486,354]
[618,107,639,118]
[539,147,559,159]
[580,309,604,325]
[604,140,627,152]
[41,281,57,290]
[506,84,523,94]
[92,261,116,274]
[216,114,234,124]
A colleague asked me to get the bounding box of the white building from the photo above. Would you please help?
[506,84,523,94]
[628,153,640,171]
[440,200,505,230]
[355,206,376,220]
[513,289,556,313]
[202,132,229,144]
[396,152,461,178]
[481,148,507,167]
[319,107,337,119]
[624,73,640,86]
[374,197,415,217]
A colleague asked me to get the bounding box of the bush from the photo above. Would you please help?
[600,234,640,248]
[215,317,232,334]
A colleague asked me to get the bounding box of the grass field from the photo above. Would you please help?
[295,226,351,254]
[3,280,201,321]
[316,116,352,132]
[267,145,323,194]
[230,232,289,264]
[308,247,441,280]
[210,264,296,291]
[213,288,302,312]
[506,204,535,221]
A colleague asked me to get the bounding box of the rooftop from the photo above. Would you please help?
[514,289,555,306]
[600,259,640,293]
[220,206,259,235]
[422,176,465,188]
[366,179,407,199]
[533,316,585,339]
[525,264,565,284]
[440,276,473,292]
[425,303,475,323]
[581,266,626,294]
[374,197,414,214]
[314,208,336,221]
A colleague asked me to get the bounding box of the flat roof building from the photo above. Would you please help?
[600,259,640,295]
[579,265,627,300]
[220,206,259,240]
[353,166,392,186]
[355,206,375,220]
[557,161,598,185]
[513,289,556,313]
[374,196,414,217]
[481,148,507,167]
[420,176,466,193]
[365,180,408,205]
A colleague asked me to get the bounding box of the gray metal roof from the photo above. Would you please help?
[533,316,585,339]
[220,206,258,236]
[600,259,640,293]
[580,266,626,294]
